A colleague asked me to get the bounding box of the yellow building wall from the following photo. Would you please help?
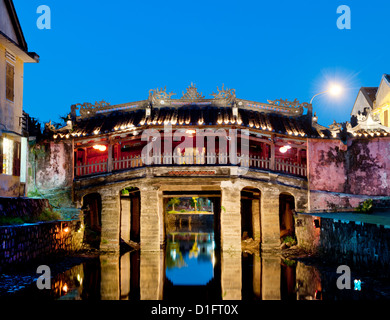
[373,104,390,127]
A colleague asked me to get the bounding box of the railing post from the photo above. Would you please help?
[107,143,113,173]
[270,142,275,171]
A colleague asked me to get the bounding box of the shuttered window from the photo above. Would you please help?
[6,63,14,102]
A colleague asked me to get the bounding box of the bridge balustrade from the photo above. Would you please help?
[74,152,307,178]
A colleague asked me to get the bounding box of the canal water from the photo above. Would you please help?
[2,230,389,300]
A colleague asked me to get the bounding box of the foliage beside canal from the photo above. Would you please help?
[0,208,63,226]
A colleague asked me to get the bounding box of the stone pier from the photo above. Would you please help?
[120,197,131,244]
[252,198,261,242]
[252,253,261,298]
[260,188,281,250]
[220,181,241,251]
[140,251,164,300]
[100,192,121,252]
[261,255,281,300]
[120,252,131,300]
[100,254,120,300]
[140,187,162,251]
[221,251,242,300]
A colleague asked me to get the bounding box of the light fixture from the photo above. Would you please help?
[310,83,344,104]
[186,129,196,135]
[328,83,343,96]
[279,145,291,153]
[93,144,107,152]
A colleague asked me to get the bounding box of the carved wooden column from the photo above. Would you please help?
[270,139,275,171]
[107,137,114,173]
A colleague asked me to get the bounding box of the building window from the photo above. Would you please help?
[2,138,13,174]
[6,63,15,102]
[384,110,388,127]
[13,141,21,177]
[1,137,21,176]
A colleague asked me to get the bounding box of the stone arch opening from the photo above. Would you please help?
[162,189,221,299]
[120,186,141,245]
[82,193,102,248]
[279,193,296,240]
[240,187,261,242]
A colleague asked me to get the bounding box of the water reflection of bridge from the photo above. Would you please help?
[97,250,321,301]
[36,239,321,301]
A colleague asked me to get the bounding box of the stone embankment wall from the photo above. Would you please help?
[0,197,52,218]
[295,214,390,269]
[0,220,83,271]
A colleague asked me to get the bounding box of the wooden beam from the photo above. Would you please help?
[162,194,221,198]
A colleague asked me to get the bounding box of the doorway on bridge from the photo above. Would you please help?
[120,187,141,246]
[163,191,221,238]
[82,193,102,249]
[241,187,261,243]
[279,193,296,242]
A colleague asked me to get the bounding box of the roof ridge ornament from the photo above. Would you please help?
[148,87,176,104]
[267,98,309,109]
[182,83,205,100]
[71,100,111,118]
[211,84,236,104]
[347,109,390,137]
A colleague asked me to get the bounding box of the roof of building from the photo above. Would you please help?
[47,84,335,140]
[0,0,39,62]
[360,87,378,107]
[64,106,326,139]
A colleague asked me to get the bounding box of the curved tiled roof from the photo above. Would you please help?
[66,106,328,139]
[48,85,333,140]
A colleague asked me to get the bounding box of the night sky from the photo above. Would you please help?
[13,0,390,127]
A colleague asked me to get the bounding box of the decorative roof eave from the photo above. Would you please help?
[69,84,310,120]
[347,111,390,137]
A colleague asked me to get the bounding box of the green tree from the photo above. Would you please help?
[168,197,181,212]
[190,197,199,212]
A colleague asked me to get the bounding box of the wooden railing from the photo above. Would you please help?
[75,153,307,178]
[75,161,108,177]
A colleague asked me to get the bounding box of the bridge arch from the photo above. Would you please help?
[240,186,261,243]
[119,186,141,245]
[81,192,102,248]
[279,192,296,240]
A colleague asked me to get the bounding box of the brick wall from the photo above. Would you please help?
[295,214,390,269]
[0,220,83,271]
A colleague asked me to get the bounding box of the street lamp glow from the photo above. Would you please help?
[328,84,343,96]
[310,83,344,104]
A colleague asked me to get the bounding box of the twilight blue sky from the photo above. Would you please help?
[13,0,390,126]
